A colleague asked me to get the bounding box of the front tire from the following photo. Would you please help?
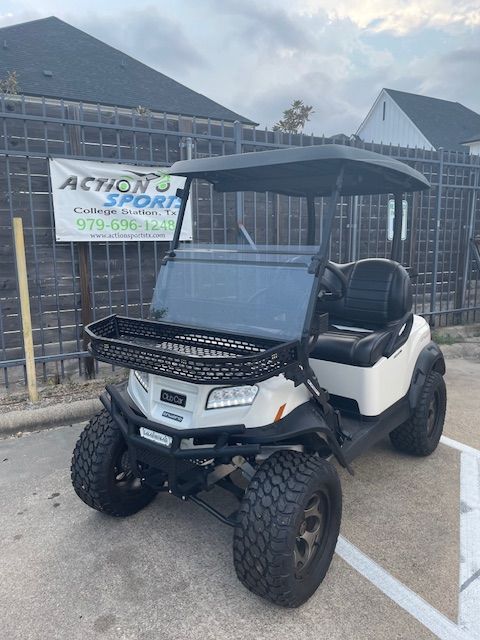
[390,370,446,456]
[71,409,156,517]
[233,451,342,608]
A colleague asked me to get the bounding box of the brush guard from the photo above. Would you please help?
[86,315,303,385]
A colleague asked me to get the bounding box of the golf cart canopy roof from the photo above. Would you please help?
[170,144,430,197]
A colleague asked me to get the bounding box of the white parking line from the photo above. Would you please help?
[440,436,480,458]
[440,434,480,635]
[337,435,480,638]
[336,536,476,640]
[459,452,480,638]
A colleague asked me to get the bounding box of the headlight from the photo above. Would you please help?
[134,369,149,392]
[206,385,258,409]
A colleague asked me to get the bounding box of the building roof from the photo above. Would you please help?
[0,16,254,124]
[384,88,480,152]
[170,144,430,197]
[463,133,480,144]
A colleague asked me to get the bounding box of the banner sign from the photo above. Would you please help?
[49,158,192,242]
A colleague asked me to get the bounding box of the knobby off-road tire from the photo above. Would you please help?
[233,450,342,608]
[71,409,156,516]
[390,370,446,456]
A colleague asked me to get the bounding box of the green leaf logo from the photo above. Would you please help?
[117,177,131,192]
[155,174,171,192]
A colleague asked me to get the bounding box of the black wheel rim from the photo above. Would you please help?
[294,491,329,577]
[113,449,141,493]
[427,391,440,437]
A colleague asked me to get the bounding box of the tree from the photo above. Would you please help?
[0,70,19,96]
[135,105,151,118]
[273,99,314,134]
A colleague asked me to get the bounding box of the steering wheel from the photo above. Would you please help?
[319,261,348,301]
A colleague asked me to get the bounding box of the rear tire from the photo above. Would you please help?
[71,409,156,517]
[233,450,342,608]
[390,370,446,456]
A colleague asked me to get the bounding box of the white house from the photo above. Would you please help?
[462,134,480,155]
[357,88,480,153]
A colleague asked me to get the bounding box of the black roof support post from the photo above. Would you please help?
[169,177,192,255]
[306,165,344,295]
[317,166,344,263]
[390,192,403,262]
[306,194,316,245]
[304,177,342,335]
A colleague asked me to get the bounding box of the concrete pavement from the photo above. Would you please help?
[0,357,479,640]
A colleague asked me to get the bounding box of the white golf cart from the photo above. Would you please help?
[71,145,446,607]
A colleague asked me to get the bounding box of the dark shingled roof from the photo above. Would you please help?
[0,16,254,124]
[384,88,480,152]
[463,133,480,144]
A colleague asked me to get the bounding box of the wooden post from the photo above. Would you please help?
[13,217,39,402]
[78,243,95,379]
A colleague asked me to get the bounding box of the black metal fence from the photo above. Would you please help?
[1,94,479,388]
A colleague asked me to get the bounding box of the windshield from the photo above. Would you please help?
[150,246,317,341]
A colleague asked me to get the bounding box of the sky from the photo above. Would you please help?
[0,0,479,135]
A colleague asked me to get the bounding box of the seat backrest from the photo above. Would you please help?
[319,258,412,328]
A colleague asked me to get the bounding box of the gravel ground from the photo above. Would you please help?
[0,372,127,414]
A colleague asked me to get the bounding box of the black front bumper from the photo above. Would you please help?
[100,383,260,497]
[102,382,335,495]
[102,383,262,495]
[104,383,262,458]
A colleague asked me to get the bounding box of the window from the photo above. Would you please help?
[382,101,386,121]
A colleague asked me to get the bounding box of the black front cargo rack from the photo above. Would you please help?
[86,315,301,384]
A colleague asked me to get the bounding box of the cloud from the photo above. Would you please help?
[205,0,316,51]
[0,0,479,135]
[199,0,400,132]
[0,7,42,27]
[248,70,362,135]
[297,0,480,35]
[420,47,480,109]
[59,3,480,132]
[77,8,207,75]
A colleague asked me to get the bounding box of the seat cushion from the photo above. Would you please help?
[318,259,412,328]
[310,327,393,367]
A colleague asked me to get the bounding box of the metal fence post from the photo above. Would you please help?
[234,121,244,242]
[459,163,479,316]
[350,195,359,262]
[67,104,95,378]
[186,137,193,160]
[430,148,444,317]
[180,136,193,160]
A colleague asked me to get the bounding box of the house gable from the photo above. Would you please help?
[384,89,480,152]
[356,89,433,150]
